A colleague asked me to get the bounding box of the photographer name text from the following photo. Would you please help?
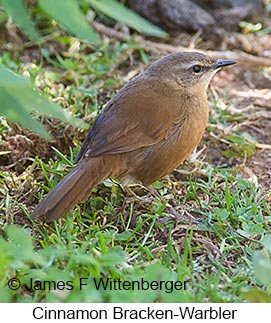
[7,277,187,294]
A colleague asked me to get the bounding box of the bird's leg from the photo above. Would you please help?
[119,183,160,202]
[166,206,204,225]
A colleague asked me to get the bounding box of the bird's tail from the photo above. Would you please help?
[31,156,123,222]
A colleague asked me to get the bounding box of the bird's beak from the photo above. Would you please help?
[215,59,237,69]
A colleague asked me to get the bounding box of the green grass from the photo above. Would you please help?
[0,38,271,303]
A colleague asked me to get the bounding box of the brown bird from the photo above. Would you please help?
[31,52,236,222]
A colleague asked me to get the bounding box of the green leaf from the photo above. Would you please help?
[0,65,33,87]
[1,0,40,41]
[6,226,35,259]
[262,235,271,253]
[253,249,271,288]
[38,0,100,44]
[0,65,87,139]
[87,0,168,39]
[241,288,271,302]
[0,88,51,139]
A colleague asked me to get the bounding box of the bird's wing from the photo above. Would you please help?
[77,80,186,160]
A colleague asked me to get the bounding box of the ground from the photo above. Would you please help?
[0,17,271,302]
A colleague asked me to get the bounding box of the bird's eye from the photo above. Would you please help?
[192,65,202,73]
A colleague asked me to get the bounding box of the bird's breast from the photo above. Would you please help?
[127,96,209,185]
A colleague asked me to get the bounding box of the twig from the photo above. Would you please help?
[93,22,271,67]
[245,138,271,150]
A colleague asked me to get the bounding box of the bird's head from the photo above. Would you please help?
[145,52,236,95]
